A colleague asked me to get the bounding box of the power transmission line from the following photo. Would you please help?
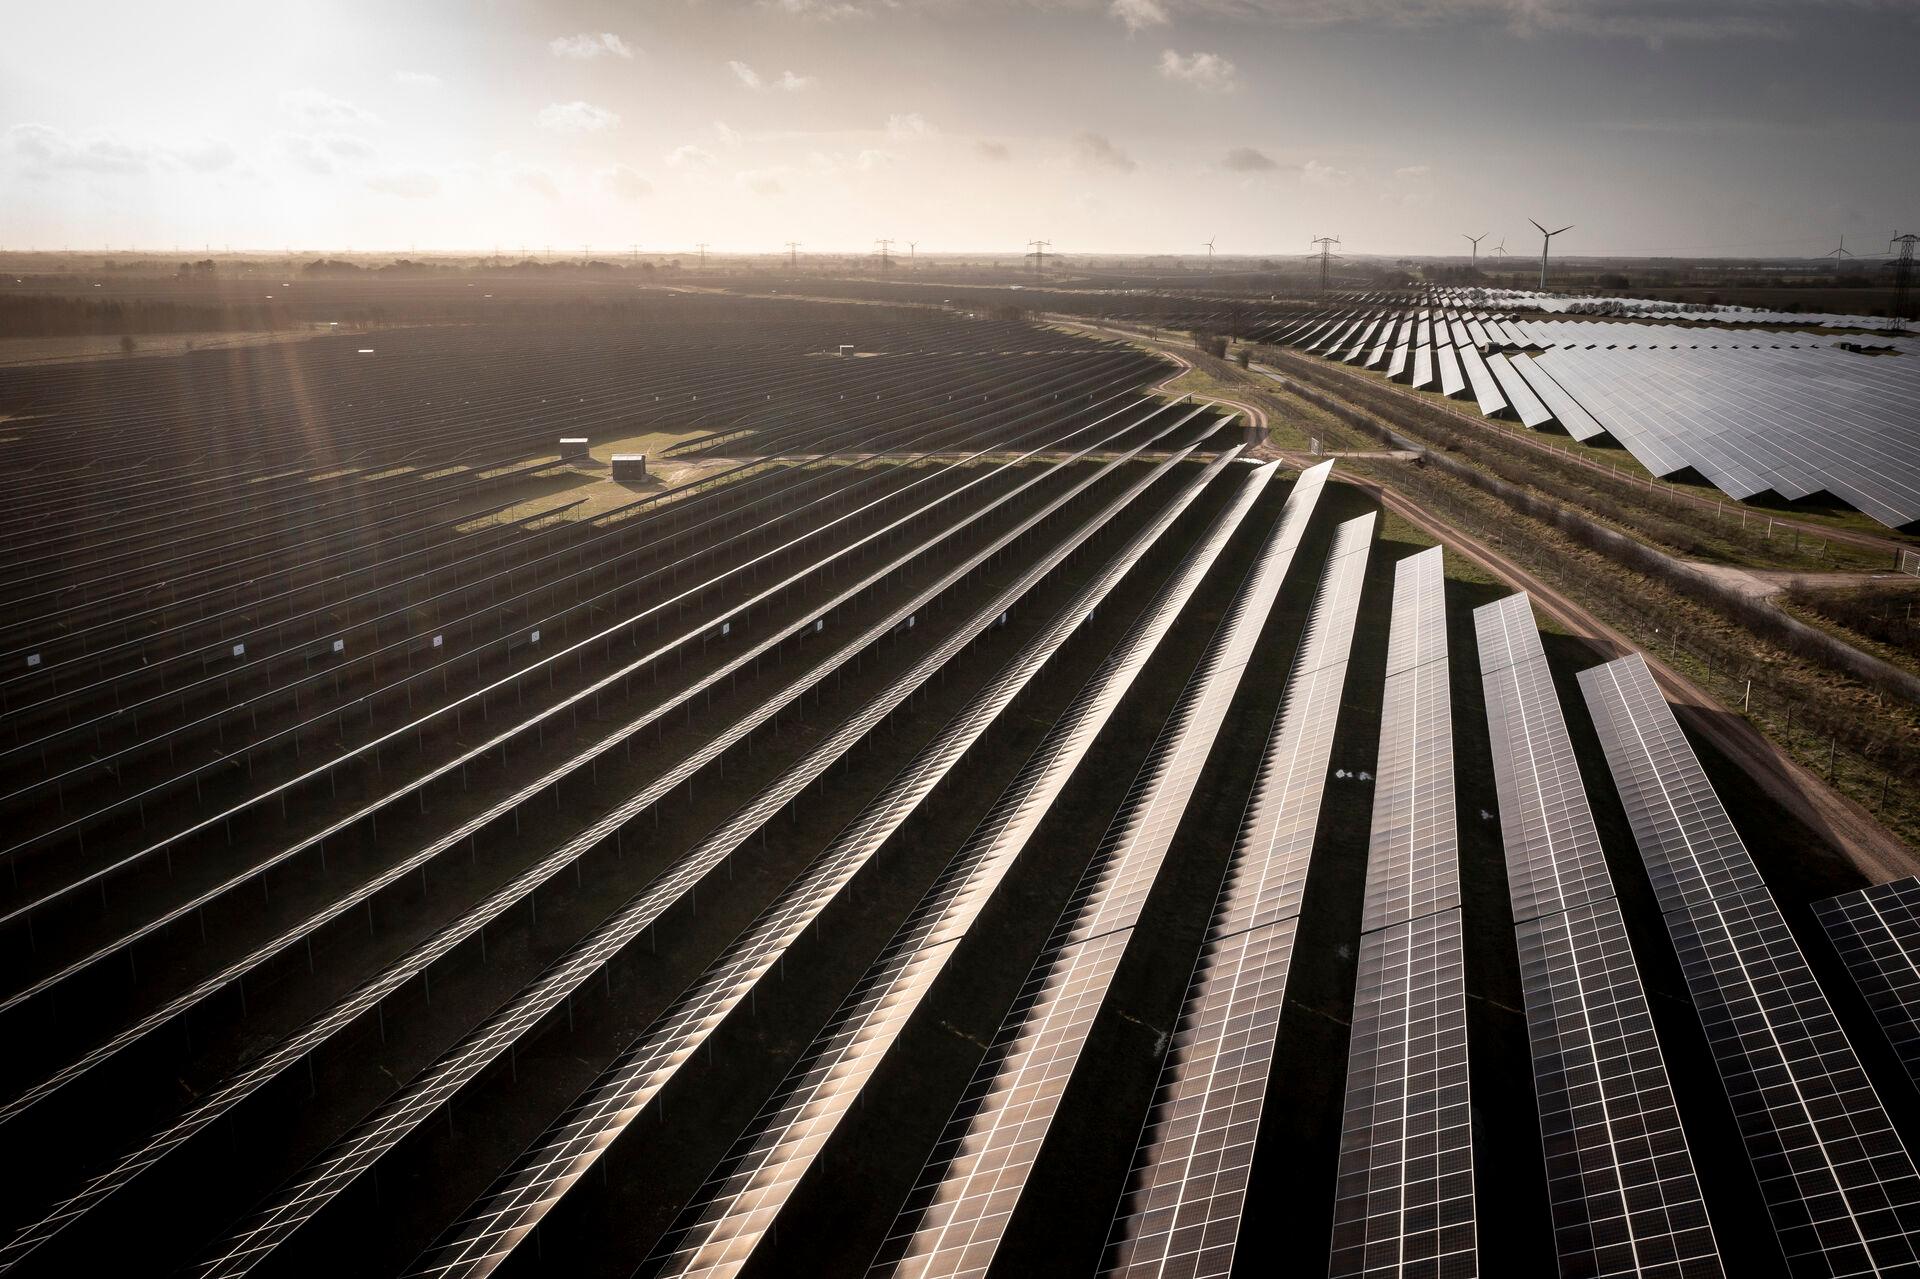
[1893,232,1918,326]
[1309,235,1340,293]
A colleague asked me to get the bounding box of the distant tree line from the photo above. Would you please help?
[0,295,290,338]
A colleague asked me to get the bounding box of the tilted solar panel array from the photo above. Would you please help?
[646,462,1333,1279]
[1326,546,1477,1279]
[1534,347,1920,528]
[408,454,1284,1279]
[1264,290,1920,528]
[1100,512,1375,1279]
[194,419,1232,1279]
[1474,595,1723,1279]
[1815,876,1920,1094]
[867,477,1342,1278]
[4,391,1208,1277]
[1580,654,1920,1277]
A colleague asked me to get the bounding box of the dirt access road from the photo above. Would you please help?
[1068,316,1919,885]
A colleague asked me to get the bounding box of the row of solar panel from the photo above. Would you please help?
[32,425,1920,1279]
[1269,300,1920,528]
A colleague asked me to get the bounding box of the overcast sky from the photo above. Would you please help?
[3,0,1916,258]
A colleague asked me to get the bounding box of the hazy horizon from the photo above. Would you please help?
[5,0,1918,259]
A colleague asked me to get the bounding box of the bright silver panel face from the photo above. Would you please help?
[872,482,1349,1279]
[1102,515,1375,1279]
[1581,654,1920,1278]
[1476,599,1722,1279]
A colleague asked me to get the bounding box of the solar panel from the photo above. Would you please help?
[186,420,1228,1279]
[1815,876,1920,1091]
[643,464,1333,1279]
[1362,547,1458,933]
[1507,354,1608,441]
[1436,347,1466,400]
[1331,911,1475,1279]
[1485,353,1553,429]
[1527,344,1920,528]
[870,499,1357,1279]
[1102,515,1374,1279]
[1457,344,1508,418]
[1324,547,1477,1279]
[1412,346,1435,392]
[3,400,1217,1275]
[391,451,1257,1279]
[1516,898,1721,1277]
[1580,654,1920,1277]
[1474,596,1723,1279]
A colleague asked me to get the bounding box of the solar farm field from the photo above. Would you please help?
[3,288,1920,1279]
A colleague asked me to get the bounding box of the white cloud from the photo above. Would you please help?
[168,139,239,173]
[537,101,620,133]
[280,134,333,175]
[1394,163,1432,178]
[365,169,439,198]
[856,148,895,171]
[760,0,868,18]
[7,123,148,174]
[513,166,560,200]
[715,121,744,148]
[1222,146,1280,171]
[729,61,815,90]
[886,112,935,140]
[279,133,378,175]
[550,32,635,59]
[976,139,1011,162]
[1302,158,1352,186]
[1071,131,1136,173]
[736,168,787,195]
[1158,49,1238,91]
[394,70,442,87]
[278,89,378,128]
[323,135,376,160]
[1110,0,1169,32]
[599,165,653,200]
[668,143,719,168]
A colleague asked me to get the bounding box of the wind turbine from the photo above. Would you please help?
[1463,232,1486,263]
[1822,235,1854,274]
[1491,236,1509,260]
[1204,236,1216,277]
[1530,219,1573,291]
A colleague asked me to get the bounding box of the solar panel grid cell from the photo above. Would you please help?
[1474,597,1724,1279]
[1515,899,1722,1279]
[870,497,1355,1279]
[1330,912,1475,1279]
[1099,516,1376,1279]
[394,444,1230,1278]
[1579,653,1920,1278]
[1328,548,1477,1279]
[1814,877,1920,1092]
[452,464,1315,1279]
